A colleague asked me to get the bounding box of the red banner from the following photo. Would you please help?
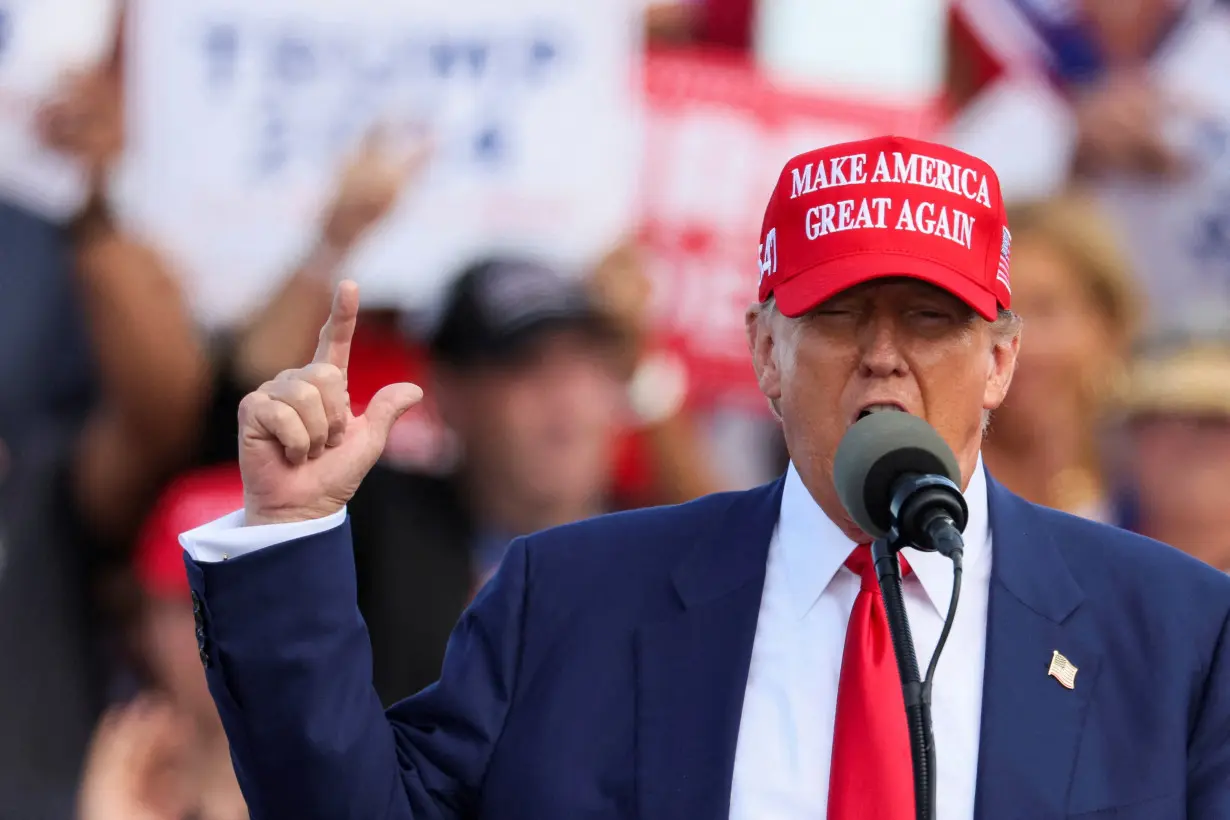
[640,50,938,409]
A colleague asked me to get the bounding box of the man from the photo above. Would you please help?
[322,258,628,704]
[201,252,716,705]
[1115,316,1230,570]
[181,136,1230,819]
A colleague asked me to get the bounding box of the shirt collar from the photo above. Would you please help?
[777,453,992,620]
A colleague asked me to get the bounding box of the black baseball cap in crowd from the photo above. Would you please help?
[426,257,614,369]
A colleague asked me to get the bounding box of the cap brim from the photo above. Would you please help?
[1123,353,1230,418]
[771,254,1000,321]
[434,308,617,368]
[500,309,615,350]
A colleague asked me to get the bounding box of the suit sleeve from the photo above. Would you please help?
[185,517,530,820]
[1189,606,1230,818]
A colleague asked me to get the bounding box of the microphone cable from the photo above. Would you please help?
[920,539,963,820]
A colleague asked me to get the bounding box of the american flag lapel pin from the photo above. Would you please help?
[1048,650,1078,690]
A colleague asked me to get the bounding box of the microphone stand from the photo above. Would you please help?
[872,534,963,820]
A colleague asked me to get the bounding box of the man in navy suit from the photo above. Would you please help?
[181,136,1230,819]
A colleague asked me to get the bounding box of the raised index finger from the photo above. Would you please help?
[313,280,360,373]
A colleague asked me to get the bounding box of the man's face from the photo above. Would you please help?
[747,278,1019,536]
[438,329,621,511]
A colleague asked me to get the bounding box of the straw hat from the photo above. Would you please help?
[1121,313,1230,419]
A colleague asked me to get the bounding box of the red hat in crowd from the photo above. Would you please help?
[135,463,245,598]
[757,135,1012,320]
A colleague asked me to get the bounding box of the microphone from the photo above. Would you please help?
[832,411,968,558]
[831,411,969,820]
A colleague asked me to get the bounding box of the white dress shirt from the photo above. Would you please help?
[180,508,347,562]
[729,458,991,820]
[180,458,993,820]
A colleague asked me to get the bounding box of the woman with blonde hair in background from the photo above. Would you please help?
[982,194,1141,522]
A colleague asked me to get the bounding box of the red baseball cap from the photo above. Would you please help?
[757,135,1012,320]
[135,464,245,599]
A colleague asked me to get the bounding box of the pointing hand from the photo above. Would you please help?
[239,281,423,525]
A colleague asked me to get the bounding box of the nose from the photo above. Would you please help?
[857,314,908,379]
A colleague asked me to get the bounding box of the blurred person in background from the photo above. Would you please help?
[189,118,728,694]
[187,140,723,707]
[199,242,720,704]
[981,195,1140,520]
[199,132,720,509]
[0,46,209,818]
[6,41,207,536]
[77,465,248,820]
[1116,320,1230,571]
[947,0,1230,326]
[337,256,715,704]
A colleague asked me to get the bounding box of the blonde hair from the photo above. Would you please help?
[1005,193,1141,344]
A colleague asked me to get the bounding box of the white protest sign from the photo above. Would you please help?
[0,0,117,221]
[117,0,641,328]
[755,0,945,104]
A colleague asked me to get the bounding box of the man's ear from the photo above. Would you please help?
[983,330,1021,413]
[746,306,783,405]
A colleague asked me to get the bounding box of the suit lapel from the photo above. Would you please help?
[974,477,1102,819]
[635,479,783,820]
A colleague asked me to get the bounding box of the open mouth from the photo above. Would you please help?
[855,403,908,422]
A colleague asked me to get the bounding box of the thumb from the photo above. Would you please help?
[362,382,424,438]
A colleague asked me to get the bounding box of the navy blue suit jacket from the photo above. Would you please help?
[187,474,1230,819]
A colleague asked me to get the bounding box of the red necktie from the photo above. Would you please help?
[827,544,915,820]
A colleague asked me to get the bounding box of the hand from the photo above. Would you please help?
[36,68,123,180]
[77,696,191,820]
[1073,72,1184,176]
[320,128,431,250]
[645,3,701,44]
[239,280,424,525]
[588,239,653,379]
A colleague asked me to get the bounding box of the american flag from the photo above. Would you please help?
[1048,650,1078,689]
[996,226,1012,292]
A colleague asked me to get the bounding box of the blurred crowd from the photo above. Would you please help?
[1,0,1229,817]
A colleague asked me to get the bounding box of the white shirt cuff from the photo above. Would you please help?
[179,508,349,563]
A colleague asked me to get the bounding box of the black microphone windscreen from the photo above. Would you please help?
[832,412,961,538]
